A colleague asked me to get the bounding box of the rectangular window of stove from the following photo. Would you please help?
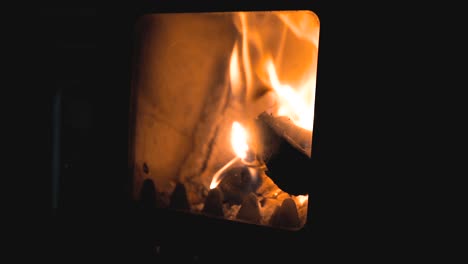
[129,11,319,231]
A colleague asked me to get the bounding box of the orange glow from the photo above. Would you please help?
[229,43,242,99]
[277,12,320,47]
[296,194,309,206]
[239,13,253,99]
[229,11,318,131]
[266,59,315,131]
[210,122,249,189]
[209,157,239,189]
[213,11,318,190]
[231,121,249,159]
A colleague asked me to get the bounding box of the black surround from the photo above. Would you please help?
[44,1,372,262]
[39,0,440,262]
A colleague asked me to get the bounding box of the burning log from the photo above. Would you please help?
[202,188,224,217]
[269,198,301,229]
[257,112,312,157]
[169,182,190,211]
[236,192,261,224]
[218,166,257,205]
[129,11,318,231]
[255,112,312,195]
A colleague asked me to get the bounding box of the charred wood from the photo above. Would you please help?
[256,113,313,195]
[218,166,256,205]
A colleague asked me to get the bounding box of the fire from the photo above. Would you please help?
[229,43,242,99]
[229,12,318,131]
[231,121,249,159]
[211,11,318,189]
[266,59,315,131]
[210,121,250,189]
[276,12,320,47]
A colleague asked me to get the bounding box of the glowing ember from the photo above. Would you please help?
[210,122,250,189]
[296,194,309,206]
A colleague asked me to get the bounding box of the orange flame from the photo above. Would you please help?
[230,11,318,131]
[211,11,319,189]
[210,122,249,189]
[229,43,242,99]
[266,59,315,131]
[277,12,320,47]
[231,121,249,159]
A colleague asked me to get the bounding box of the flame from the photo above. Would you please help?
[211,11,319,189]
[229,43,242,98]
[276,12,320,47]
[209,122,249,189]
[239,13,253,99]
[209,157,239,189]
[231,121,249,159]
[230,12,318,131]
[266,59,315,131]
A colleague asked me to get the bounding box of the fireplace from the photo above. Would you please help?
[129,8,319,234]
[48,1,327,262]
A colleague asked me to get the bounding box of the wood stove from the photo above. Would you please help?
[49,1,329,262]
[130,8,318,229]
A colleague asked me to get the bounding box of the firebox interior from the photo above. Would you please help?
[129,11,319,230]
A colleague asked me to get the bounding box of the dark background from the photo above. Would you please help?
[23,0,442,262]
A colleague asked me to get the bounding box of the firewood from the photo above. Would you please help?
[218,166,255,205]
[257,112,312,157]
[255,113,313,195]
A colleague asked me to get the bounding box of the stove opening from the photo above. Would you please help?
[129,11,319,231]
